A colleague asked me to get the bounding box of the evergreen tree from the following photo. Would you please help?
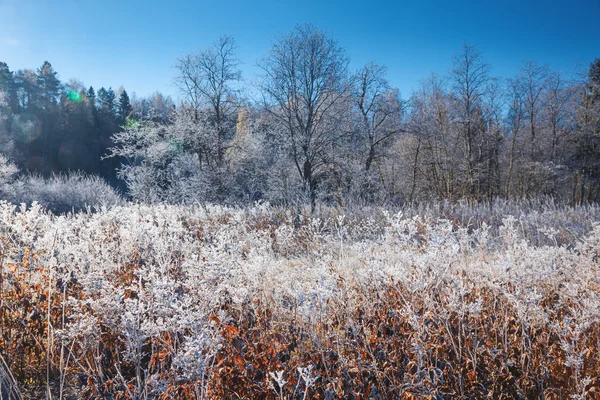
[87,86,96,105]
[97,87,107,109]
[96,87,119,181]
[34,62,61,173]
[0,62,16,111]
[86,86,99,127]
[97,87,117,122]
[118,89,133,123]
[13,69,39,111]
[59,80,97,172]
[36,61,61,109]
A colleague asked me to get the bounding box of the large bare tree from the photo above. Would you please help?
[259,24,350,211]
[543,71,575,162]
[408,74,457,199]
[504,77,526,197]
[353,62,404,173]
[517,60,549,162]
[175,35,241,166]
[451,43,490,198]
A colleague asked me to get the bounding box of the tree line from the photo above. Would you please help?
[1,25,599,210]
[0,61,175,185]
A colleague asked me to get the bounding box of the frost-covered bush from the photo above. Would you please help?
[0,154,18,192]
[6,171,124,213]
[109,117,231,205]
[0,201,598,397]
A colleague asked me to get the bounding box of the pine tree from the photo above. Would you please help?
[87,86,96,104]
[96,87,119,181]
[36,61,61,109]
[97,87,116,122]
[96,87,107,107]
[13,69,39,111]
[0,62,16,111]
[118,89,133,123]
[86,86,98,126]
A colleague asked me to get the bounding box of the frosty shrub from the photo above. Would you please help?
[0,201,598,398]
[0,154,18,193]
[5,171,124,213]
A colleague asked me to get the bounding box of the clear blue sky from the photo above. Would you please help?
[1,0,599,101]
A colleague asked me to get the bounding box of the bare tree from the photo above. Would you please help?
[451,43,490,198]
[259,24,350,211]
[543,71,575,162]
[504,77,526,197]
[573,58,600,204]
[516,61,549,162]
[408,74,457,199]
[175,35,241,166]
[353,62,404,172]
[480,77,505,201]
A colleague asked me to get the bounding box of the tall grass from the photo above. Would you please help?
[0,200,598,398]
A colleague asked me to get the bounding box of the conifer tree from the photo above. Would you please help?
[0,62,16,111]
[36,61,61,108]
[118,89,133,123]
[87,86,96,104]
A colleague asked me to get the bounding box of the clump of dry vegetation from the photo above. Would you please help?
[0,200,599,398]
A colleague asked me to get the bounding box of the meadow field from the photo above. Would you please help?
[0,200,599,398]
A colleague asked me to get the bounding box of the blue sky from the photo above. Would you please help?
[0,0,599,101]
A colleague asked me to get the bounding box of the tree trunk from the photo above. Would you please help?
[303,160,317,214]
[409,137,421,203]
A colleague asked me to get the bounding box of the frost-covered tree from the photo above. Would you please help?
[353,62,404,173]
[516,61,550,163]
[573,58,600,203]
[480,77,505,201]
[108,119,177,203]
[175,35,241,166]
[504,76,527,197]
[226,106,272,202]
[259,24,351,211]
[108,108,229,204]
[406,74,457,200]
[349,62,405,203]
[450,43,490,198]
[543,71,576,163]
[0,154,18,189]
[131,91,175,123]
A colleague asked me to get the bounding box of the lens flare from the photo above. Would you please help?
[125,117,139,129]
[67,90,83,103]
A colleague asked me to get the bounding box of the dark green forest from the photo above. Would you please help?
[0,60,174,184]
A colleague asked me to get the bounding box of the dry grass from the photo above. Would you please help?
[0,201,599,398]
